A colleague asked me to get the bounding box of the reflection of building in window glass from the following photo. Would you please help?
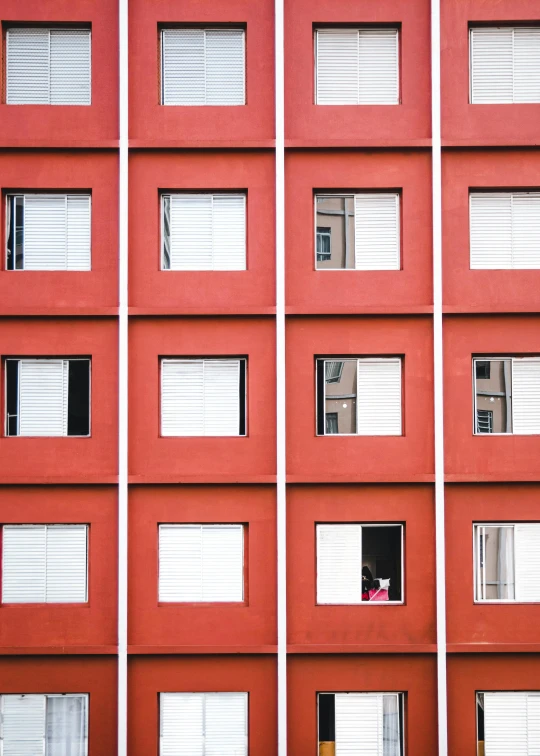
[475,525,515,600]
[475,358,512,433]
[315,196,355,269]
[325,412,338,434]
[323,359,357,434]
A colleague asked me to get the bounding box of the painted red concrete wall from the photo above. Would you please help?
[287,485,436,649]
[129,151,275,313]
[447,654,540,755]
[288,654,438,755]
[286,316,434,482]
[129,0,275,146]
[442,0,540,145]
[128,485,276,649]
[285,0,431,145]
[0,486,117,650]
[286,150,432,312]
[128,655,277,756]
[443,150,540,312]
[0,318,118,483]
[128,317,276,482]
[0,1,118,146]
[0,656,117,754]
[0,151,118,313]
[446,483,540,649]
[444,315,540,481]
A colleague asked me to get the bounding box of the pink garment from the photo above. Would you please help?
[368,587,389,602]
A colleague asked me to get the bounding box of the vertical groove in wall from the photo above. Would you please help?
[431,0,448,753]
[275,0,287,752]
[118,0,129,753]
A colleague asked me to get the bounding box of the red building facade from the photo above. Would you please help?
[1,0,540,754]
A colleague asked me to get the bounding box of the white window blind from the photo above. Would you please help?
[470,193,540,269]
[483,692,540,756]
[161,29,245,106]
[356,358,402,436]
[512,359,540,435]
[164,194,246,270]
[18,359,69,437]
[334,694,385,756]
[316,29,399,105]
[317,524,362,605]
[12,194,92,271]
[514,524,540,602]
[0,694,88,756]
[161,359,242,437]
[2,525,88,604]
[160,692,247,756]
[159,524,244,602]
[470,28,540,104]
[354,194,400,270]
[6,29,91,105]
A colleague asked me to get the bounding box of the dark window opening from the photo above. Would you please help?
[477,693,484,755]
[6,360,19,436]
[68,360,90,436]
[318,693,335,743]
[362,525,403,602]
[6,196,24,271]
[475,361,491,380]
[239,359,247,436]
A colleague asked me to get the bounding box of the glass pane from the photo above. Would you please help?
[324,359,357,434]
[475,359,512,433]
[46,696,87,756]
[383,695,401,756]
[162,195,171,269]
[479,526,515,600]
[361,526,402,602]
[315,196,355,269]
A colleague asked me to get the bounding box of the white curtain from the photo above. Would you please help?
[46,696,87,756]
[498,527,515,599]
[382,695,401,756]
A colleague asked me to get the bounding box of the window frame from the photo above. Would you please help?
[316,522,405,606]
[4,357,92,438]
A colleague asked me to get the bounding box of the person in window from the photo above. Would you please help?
[362,566,374,601]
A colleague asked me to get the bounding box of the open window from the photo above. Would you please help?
[473,357,540,435]
[317,524,403,604]
[5,358,90,437]
[316,357,402,436]
[318,692,404,756]
[477,692,540,755]
[474,523,540,602]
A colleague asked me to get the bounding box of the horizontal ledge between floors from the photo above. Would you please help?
[443,305,540,314]
[128,474,277,485]
[0,140,119,149]
[445,474,540,483]
[447,644,540,654]
[128,307,276,316]
[442,139,540,148]
[284,139,432,149]
[287,644,437,654]
[0,475,119,485]
[0,308,118,317]
[0,646,118,655]
[128,645,277,655]
[286,474,435,484]
[128,140,276,150]
[285,306,433,315]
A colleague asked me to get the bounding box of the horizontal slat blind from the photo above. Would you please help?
[50,30,91,105]
[354,194,400,270]
[470,194,513,269]
[19,359,68,437]
[356,359,402,436]
[160,693,204,756]
[511,194,540,269]
[46,526,88,603]
[202,526,243,602]
[6,29,50,105]
[1,695,46,756]
[335,693,383,756]
[484,692,528,756]
[204,693,248,756]
[168,195,246,271]
[161,359,241,437]
[316,30,359,105]
[513,29,540,104]
[24,196,67,270]
[514,524,540,602]
[66,196,92,270]
[528,695,540,756]
[358,30,399,105]
[512,359,540,435]
[471,28,540,104]
[2,526,47,603]
[317,524,362,604]
[162,29,245,106]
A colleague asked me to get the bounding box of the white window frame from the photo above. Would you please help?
[317,356,403,437]
[472,356,540,436]
[314,193,401,271]
[2,524,89,604]
[5,193,92,271]
[4,358,92,438]
[316,523,404,606]
[477,691,540,755]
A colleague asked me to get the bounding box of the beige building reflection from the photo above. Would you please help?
[316,196,355,269]
[324,359,357,434]
[475,359,512,433]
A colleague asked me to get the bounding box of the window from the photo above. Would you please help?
[315,29,399,105]
[2,525,88,604]
[317,524,403,604]
[160,692,247,756]
[161,358,246,437]
[470,27,540,104]
[0,694,88,756]
[477,692,540,756]
[316,357,402,436]
[318,692,404,756]
[315,194,400,270]
[161,194,246,271]
[5,358,91,437]
[6,194,91,271]
[474,523,540,602]
[161,29,245,106]
[470,193,540,269]
[473,357,540,435]
[6,28,91,105]
[159,524,244,602]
